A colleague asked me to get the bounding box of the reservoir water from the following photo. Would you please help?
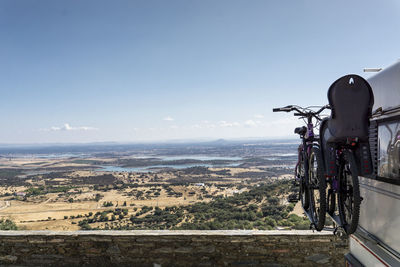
[97,155,242,172]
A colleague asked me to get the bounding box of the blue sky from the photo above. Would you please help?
[0,0,399,143]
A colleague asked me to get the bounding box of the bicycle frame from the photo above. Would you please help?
[299,117,320,167]
[274,100,366,234]
[273,104,330,230]
[297,115,322,225]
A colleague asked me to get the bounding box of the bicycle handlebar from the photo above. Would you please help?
[272,105,292,112]
[272,105,331,120]
[315,105,330,115]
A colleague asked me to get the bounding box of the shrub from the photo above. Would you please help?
[0,219,17,230]
[103,201,113,207]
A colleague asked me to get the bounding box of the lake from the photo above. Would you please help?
[97,155,242,172]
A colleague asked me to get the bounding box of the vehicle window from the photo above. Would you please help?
[378,120,400,180]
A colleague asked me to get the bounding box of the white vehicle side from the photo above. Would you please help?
[345,61,400,267]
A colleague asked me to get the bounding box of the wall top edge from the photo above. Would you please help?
[0,230,335,236]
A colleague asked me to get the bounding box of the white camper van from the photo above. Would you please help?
[345,61,400,266]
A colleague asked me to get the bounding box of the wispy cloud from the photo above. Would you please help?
[202,120,216,128]
[219,121,240,127]
[163,116,174,121]
[192,120,216,129]
[244,120,257,127]
[44,123,98,132]
[254,114,264,119]
[244,120,262,127]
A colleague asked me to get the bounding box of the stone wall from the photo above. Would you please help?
[0,230,348,266]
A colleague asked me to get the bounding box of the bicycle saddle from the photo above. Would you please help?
[294,126,307,135]
[325,74,374,143]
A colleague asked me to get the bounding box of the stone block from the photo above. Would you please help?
[0,238,28,243]
[135,237,161,243]
[299,238,331,243]
[195,245,216,253]
[46,238,65,243]
[0,255,17,264]
[79,236,112,242]
[152,246,175,254]
[85,247,103,254]
[270,248,290,254]
[174,246,193,253]
[106,244,121,254]
[190,236,212,242]
[133,242,156,248]
[229,237,256,243]
[125,248,143,255]
[306,253,331,264]
[27,239,47,244]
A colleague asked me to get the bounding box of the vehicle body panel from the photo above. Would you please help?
[346,61,400,266]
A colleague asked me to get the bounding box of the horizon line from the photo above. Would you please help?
[0,136,298,147]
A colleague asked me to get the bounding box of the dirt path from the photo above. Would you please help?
[1,206,112,215]
[0,201,10,211]
[290,201,305,217]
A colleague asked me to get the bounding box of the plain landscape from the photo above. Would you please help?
[0,139,318,231]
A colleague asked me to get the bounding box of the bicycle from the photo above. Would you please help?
[273,105,330,231]
[321,74,374,235]
[274,74,374,235]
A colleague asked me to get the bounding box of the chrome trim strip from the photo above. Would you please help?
[353,228,400,266]
[357,226,400,260]
[359,182,400,200]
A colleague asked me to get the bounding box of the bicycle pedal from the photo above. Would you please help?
[333,227,347,239]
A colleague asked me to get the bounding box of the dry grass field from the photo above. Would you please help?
[0,159,267,230]
[0,185,249,230]
[0,151,300,231]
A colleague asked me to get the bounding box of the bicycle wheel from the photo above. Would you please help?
[308,147,327,231]
[298,154,309,210]
[338,150,361,235]
[327,186,336,215]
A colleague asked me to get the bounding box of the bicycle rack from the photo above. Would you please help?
[326,212,350,238]
[333,226,348,239]
[303,208,313,223]
[302,206,318,231]
[327,212,344,228]
[302,205,349,237]
[309,222,316,232]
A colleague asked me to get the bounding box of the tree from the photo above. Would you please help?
[0,219,18,230]
[103,201,113,207]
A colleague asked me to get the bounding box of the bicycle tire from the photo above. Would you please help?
[338,150,361,235]
[327,187,336,215]
[298,154,309,210]
[308,147,327,231]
